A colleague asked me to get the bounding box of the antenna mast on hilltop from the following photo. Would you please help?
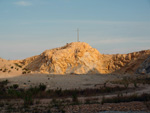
[77,28,79,42]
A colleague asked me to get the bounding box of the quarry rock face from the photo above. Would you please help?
[102,50,150,74]
[23,42,103,74]
[22,42,150,74]
[136,56,150,74]
[1,42,150,75]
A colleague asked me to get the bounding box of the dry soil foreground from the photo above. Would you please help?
[0,73,120,90]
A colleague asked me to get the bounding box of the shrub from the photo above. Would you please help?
[27,70,31,73]
[13,84,19,89]
[101,96,105,105]
[23,93,33,107]
[39,84,46,91]
[14,63,22,68]
[8,70,11,73]
[11,66,13,69]
[22,71,26,74]
[55,88,62,96]
[23,68,29,71]
[0,79,9,85]
[72,91,79,104]
[3,68,7,72]
[134,81,138,88]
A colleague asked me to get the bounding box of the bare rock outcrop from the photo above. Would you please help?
[136,56,150,74]
[21,42,150,74]
[102,50,150,74]
[23,42,103,74]
[1,42,150,75]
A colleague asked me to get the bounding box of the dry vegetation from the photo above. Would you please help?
[0,74,150,113]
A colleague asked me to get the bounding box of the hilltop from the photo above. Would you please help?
[0,42,150,75]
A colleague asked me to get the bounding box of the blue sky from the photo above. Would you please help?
[0,0,150,60]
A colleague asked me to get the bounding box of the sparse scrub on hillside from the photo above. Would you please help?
[14,63,22,68]
[8,70,11,73]
[3,68,7,72]
[22,71,26,74]
[22,68,31,74]
[23,68,29,71]
[27,70,31,73]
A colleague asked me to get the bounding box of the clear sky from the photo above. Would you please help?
[0,0,150,60]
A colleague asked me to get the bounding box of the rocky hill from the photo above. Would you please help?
[21,42,103,74]
[0,42,150,75]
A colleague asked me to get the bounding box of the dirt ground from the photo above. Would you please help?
[0,73,122,90]
[0,73,150,113]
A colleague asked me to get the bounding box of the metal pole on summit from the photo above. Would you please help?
[77,28,79,42]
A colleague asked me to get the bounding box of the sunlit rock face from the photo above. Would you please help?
[23,42,103,74]
[21,42,150,75]
[1,42,147,75]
